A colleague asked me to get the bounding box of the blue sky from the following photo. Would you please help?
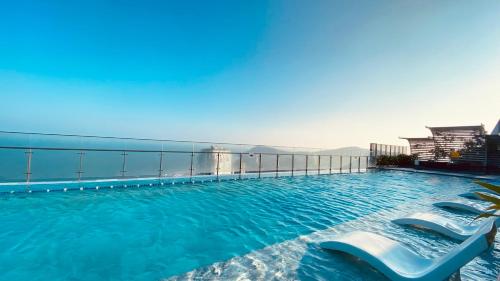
[1,0,499,148]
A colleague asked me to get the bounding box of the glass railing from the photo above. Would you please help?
[0,131,373,193]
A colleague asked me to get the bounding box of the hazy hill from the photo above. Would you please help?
[318,146,369,156]
[248,145,369,156]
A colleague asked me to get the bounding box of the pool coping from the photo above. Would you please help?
[379,167,500,181]
[0,169,370,194]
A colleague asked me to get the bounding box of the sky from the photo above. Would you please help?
[1,0,499,149]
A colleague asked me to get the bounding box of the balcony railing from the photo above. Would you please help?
[0,131,373,193]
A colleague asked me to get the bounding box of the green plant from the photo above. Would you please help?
[473,181,500,220]
[395,154,417,166]
[376,154,417,167]
[431,147,448,161]
[376,155,394,166]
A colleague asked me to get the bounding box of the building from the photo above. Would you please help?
[401,121,500,172]
[426,125,486,164]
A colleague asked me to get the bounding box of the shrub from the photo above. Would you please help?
[376,155,395,166]
[376,154,417,167]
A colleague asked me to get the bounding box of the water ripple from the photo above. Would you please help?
[0,170,498,281]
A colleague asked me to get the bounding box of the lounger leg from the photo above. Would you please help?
[448,270,461,281]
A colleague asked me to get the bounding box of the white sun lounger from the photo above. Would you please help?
[433,200,493,215]
[320,219,497,281]
[392,212,487,241]
[458,188,497,200]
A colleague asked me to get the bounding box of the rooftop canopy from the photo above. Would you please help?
[401,125,487,164]
[426,125,485,135]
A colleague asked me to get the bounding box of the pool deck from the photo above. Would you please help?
[380,167,500,181]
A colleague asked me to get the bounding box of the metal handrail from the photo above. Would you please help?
[0,145,373,193]
[0,130,330,151]
[0,145,366,157]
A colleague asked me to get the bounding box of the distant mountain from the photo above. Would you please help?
[318,146,369,156]
[247,145,369,156]
[247,145,287,154]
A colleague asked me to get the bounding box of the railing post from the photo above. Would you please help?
[25,148,33,191]
[366,156,369,171]
[158,151,164,179]
[358,156,361,173]
[239,153,243,180]
[190,151,194,180]
[291,154,295,176]
[216,152,220,181]
[317,155,321,175]
[121,151,127,178]
[275,154,279,178]
[349,156,352,173]
[258,153,262,179]
[339,156,343,173]
[329,155,332,175]
[77,150,85,183]
[305,155,309,176]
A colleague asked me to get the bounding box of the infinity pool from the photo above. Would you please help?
[0,171,498,280]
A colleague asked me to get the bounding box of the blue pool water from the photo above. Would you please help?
[0,171,498,280]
